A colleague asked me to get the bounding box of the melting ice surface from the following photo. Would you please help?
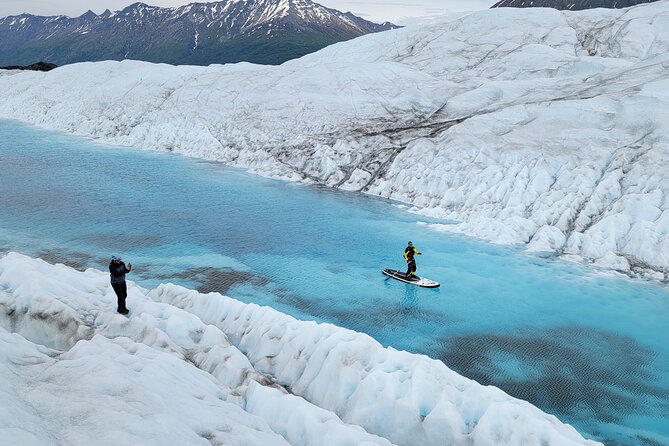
[1,119,668,446]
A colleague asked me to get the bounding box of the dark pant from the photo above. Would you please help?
[111,282,128,312]
[406,259,416,277]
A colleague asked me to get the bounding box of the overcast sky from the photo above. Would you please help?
[0,0,495,24]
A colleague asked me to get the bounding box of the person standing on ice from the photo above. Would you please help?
[109,255,132,315]
[404,241,422,279]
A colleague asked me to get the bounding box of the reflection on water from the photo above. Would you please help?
[1,120,669,446]
[400,284,419,312]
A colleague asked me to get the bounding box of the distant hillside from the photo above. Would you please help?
[491,0,660,10]
[0,61,57,71]
[0,0,397,66]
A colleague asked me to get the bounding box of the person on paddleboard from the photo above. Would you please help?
[404,241,422,279]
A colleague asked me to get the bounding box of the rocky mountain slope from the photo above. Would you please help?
[491,0,659,10]
[0,0,396,66]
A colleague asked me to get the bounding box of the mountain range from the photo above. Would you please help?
[491,0,660,10]
[0,0,397,66]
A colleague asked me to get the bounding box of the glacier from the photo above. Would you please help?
[0,252,602,445]
[1,2,668,278]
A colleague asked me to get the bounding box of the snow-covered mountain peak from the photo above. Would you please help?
[78,10,97,19]
[0,0,397,66]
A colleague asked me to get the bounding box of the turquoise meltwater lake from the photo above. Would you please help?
[1,119,667,446]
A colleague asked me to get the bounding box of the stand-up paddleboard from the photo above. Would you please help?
[382,269,440,288]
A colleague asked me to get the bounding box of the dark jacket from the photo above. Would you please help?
[404,246,422,262]
[109,261,130,284]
